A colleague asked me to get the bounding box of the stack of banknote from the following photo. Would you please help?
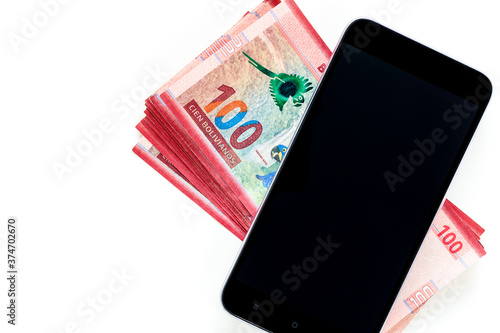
[132,0,486,331]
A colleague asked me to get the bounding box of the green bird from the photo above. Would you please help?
[243,52,313,111]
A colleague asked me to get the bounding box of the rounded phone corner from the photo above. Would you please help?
[220,285,234,315]
[477,72,494,101]
[344,18,380,32]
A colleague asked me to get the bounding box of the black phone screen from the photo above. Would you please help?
[222,20,491,333]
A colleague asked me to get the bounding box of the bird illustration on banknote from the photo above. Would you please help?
[243,52,313,111]
[256,144,288,188]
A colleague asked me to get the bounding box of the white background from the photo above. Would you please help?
[1,0,499,332]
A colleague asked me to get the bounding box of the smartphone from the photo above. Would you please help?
[221,19,492,333]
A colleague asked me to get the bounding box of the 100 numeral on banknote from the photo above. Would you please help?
[158,17,330,206]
